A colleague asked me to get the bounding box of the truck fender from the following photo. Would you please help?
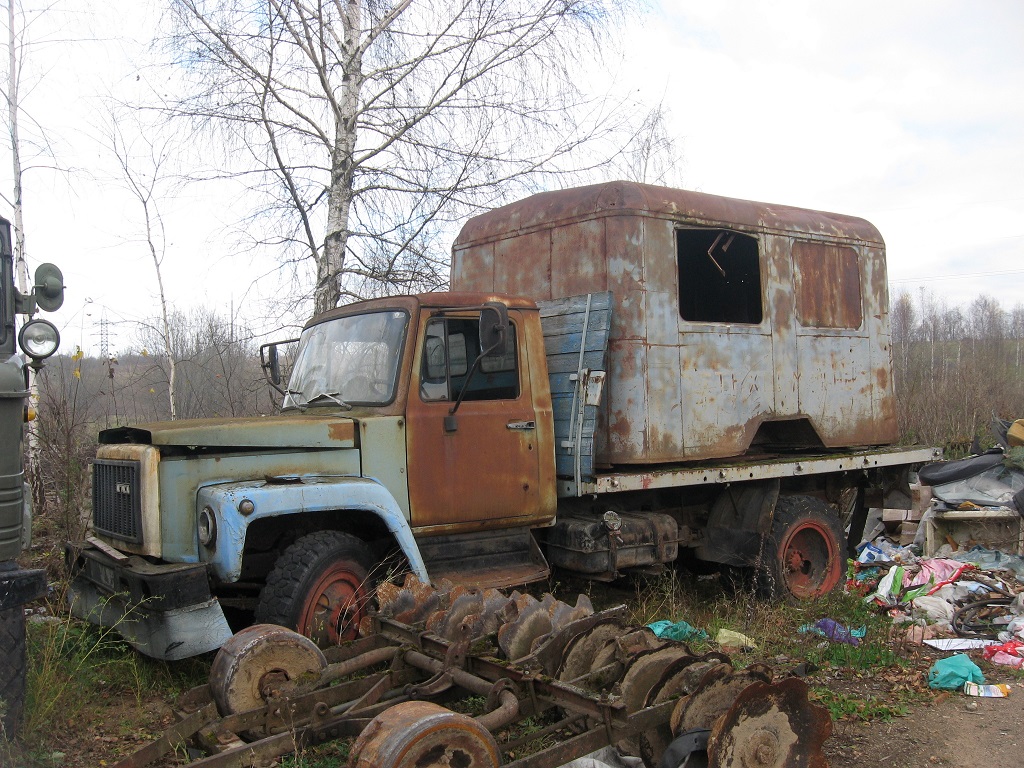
[695,480,780,566]
[196,476,429,584]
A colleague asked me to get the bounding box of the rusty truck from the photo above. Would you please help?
[67,181,937,660]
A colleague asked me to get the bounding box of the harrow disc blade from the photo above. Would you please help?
[637,652,730,768]
[707,678,832,768]
[617,645,694,756]
[670,666,770,736]
[556,619,625,684]
[348,700,500,768]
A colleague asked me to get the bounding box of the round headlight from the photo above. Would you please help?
[18,319,60,361]
[198,506,217,547]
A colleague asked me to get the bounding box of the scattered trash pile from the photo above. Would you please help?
[853,539,1024,651]
[848,419,1024,697]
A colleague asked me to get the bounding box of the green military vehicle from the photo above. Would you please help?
[0,218,63,735]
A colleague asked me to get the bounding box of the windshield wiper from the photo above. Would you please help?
[282,388,308,411]
[305,392,353,410]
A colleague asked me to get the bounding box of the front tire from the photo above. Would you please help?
[0,606,27,737]
[255,531,375,647]
[757,495,844,600]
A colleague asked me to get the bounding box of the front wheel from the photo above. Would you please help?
[757,495,844,600]
[255,530,375,647]
[0,606,27,737]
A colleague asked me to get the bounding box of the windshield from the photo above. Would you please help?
[283,310,409,410]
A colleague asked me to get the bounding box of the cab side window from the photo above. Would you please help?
[420,316,519,402]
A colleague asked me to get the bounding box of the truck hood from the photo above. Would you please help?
[98,413,357,449]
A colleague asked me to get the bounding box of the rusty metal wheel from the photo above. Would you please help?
[759,496,844,600]
[348,701,500,768]
[256,530,374,647]
[707,678,832,768]
[209,624,327,718]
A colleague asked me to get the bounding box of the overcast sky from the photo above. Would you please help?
[6,0,1024,354]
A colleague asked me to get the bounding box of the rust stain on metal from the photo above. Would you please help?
[405,308,552,529]
[792,242,863,330]
[875,367,889,391]
[707,677,832,768]
[327,422,354,442]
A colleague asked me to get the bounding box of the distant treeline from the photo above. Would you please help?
[892,290,1024,452]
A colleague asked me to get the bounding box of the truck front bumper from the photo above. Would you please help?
[65,542,233,660]
[0,563,46,611]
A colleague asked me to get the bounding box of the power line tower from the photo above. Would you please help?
[99,313,111,362]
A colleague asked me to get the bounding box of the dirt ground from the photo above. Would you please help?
[825,684,1024,768]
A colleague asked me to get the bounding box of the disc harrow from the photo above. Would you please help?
[115,575,832,768]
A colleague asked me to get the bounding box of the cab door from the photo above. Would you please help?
[405,310,544,528]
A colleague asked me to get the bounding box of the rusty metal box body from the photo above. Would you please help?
[452,181,897,465]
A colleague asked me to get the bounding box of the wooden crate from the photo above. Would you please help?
[924,508,1024,556]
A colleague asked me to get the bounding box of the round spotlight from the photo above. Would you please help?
[18,318,60,362]
[198,506,217,547]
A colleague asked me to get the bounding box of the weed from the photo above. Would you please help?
[811,688,910,722]
[10,587,206,759]
[280,741,350,767]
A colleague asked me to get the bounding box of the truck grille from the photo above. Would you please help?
[93,459,143,543]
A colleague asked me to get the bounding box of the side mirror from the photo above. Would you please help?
[262,343,281,385]
[479,302,509,358]
[259,337,299,397]
[268,345,281,385]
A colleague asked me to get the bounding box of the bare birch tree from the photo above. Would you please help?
[167,0,642,314]
[105,111,181,419]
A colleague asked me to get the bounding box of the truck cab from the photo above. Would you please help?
[72,293,557,659]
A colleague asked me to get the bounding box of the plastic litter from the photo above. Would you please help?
[963,681,1011,697]
[715,628,756,650]
[935,545,1024,582]
[856,538,918,565]
[909,595,955,625]
[923,638,994,651]
[798,618,865,645]
[928,653,984,690]
[981,639,1024,668]
[559,746,643,768]
[864,564,905,605]
[647,619,709,642]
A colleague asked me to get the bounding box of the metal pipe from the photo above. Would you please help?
[403,650,521,730]
[476,688,519,732]
[320,646,399,685]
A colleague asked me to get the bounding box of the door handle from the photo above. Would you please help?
[507,420,536,430]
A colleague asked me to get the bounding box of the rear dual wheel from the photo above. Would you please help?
[758,495,844,601]
[255,530,374,647]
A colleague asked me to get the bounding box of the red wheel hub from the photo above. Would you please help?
[778,521,841,599]
[297,560,368,646]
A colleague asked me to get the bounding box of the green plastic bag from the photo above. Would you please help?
[928,653,984,690]
[647,619,709,642]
